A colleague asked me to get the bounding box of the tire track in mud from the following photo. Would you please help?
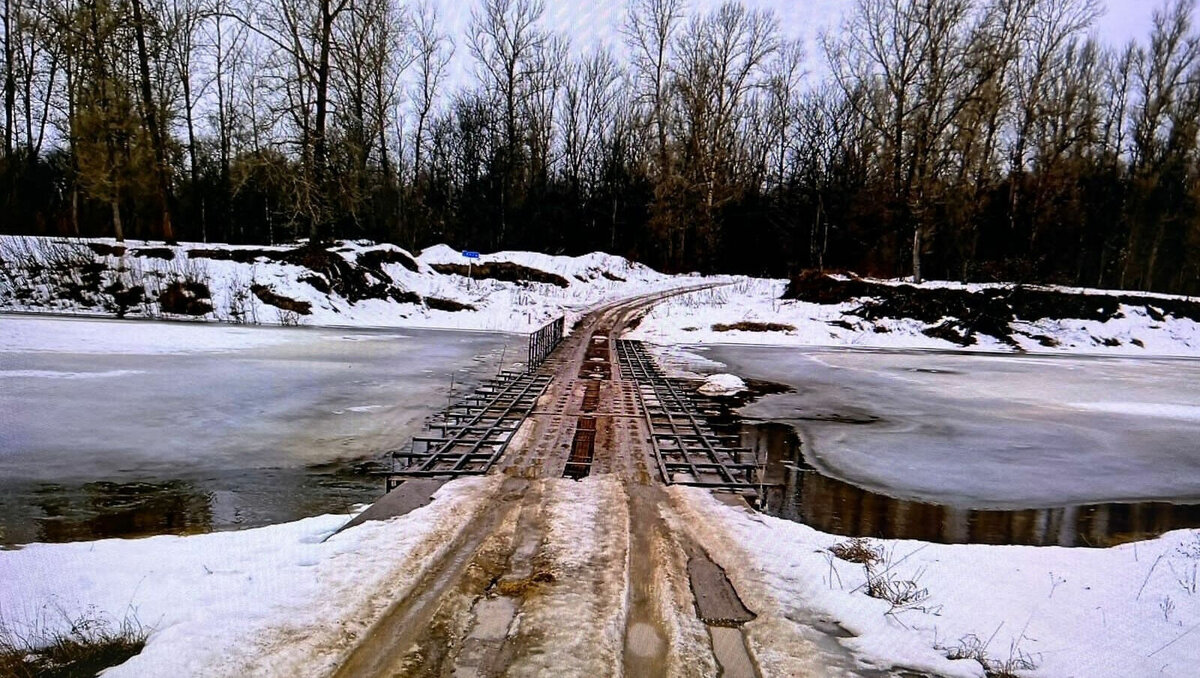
[330,286,860,677]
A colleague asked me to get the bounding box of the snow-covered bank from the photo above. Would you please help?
[0,236,690,334]
[671,487,1200,678]
[628,277,1200,356]
[0,476,501,677]
[8,235,1197,356]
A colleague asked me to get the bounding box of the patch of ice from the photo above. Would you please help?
[320,333,411,342]
[1070,402,1200,420]
[0,369,145,379]
[0,316,304,354]
[345,405,386,413]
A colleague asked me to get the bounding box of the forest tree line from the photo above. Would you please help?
[3,0,1200,294]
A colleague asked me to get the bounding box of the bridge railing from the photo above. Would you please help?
[527,316,565,371]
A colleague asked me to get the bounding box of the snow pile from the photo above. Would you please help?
[0,236,687,333]
[696,373,746,396]
[0,476,501,677]
[628,276,1200,356]
[671,487,1200,678]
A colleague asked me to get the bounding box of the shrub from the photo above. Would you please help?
[158,280,213,316]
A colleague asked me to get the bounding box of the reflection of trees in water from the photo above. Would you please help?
[0,462,383,545]
[749,423,1200,548]
[33,480,214,543]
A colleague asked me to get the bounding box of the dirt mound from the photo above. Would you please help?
[87,243,127,257]
[358,248,419,273]
[1005,287,1200,323]
[279,245,392,303]
[425,297,474,312]
[782,269,878,304]
[391,289,423,304]
[429,262,570,288]
[299,274,331,294]
[129,247,176,261]
[251,284,312,315]
[712,321,796,333]
[851,285,1018,347]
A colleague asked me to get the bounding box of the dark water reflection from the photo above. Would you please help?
[0,462,382,546]
[748,423,1200,548]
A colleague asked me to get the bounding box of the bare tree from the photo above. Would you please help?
[161,0,203,237]
[561,47,619,190]
[827,0,1005,282]
[1124,0,1200,289]
[9,0,65,160]
[670,1,778,267]
[624,0,684,182]
[522,32,565,189]
[127,0,175,241]
[468,0,549,245]
[4,0,17,155]
[762,38,804,189]
[238,0,356,241]
[408,0,451,183]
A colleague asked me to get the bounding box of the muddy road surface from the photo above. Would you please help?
[331,289,867,678]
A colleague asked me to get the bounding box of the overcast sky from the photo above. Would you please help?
[433,0,1161,87]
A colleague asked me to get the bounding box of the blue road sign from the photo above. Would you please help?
[462,250,480,259]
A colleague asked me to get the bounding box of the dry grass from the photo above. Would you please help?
[0,609,148,678]
[865,566,930,610]
[941,632,1037,678]
[829,538,883,565]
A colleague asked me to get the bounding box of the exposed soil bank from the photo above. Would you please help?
[785,271,1200,347]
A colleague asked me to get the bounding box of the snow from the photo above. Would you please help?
[627,277,1200,358]
[670,486,1200,678]
[0,476,502,677]
[0,236,697,335]
[9,235,1194,358]
[696,373,746,396]
[506,477,630,676]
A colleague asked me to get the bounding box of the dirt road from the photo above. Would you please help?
[331,289,864,678]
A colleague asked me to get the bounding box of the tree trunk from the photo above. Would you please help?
[311,0,337,244]
[182,73,201,242]
[912,228,923,284]
[3,0,13,157]
[111,193,124,242]
[130,0,175,243]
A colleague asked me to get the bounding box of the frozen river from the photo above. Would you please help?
[0,315,522,544]
[695,344,1200,509]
